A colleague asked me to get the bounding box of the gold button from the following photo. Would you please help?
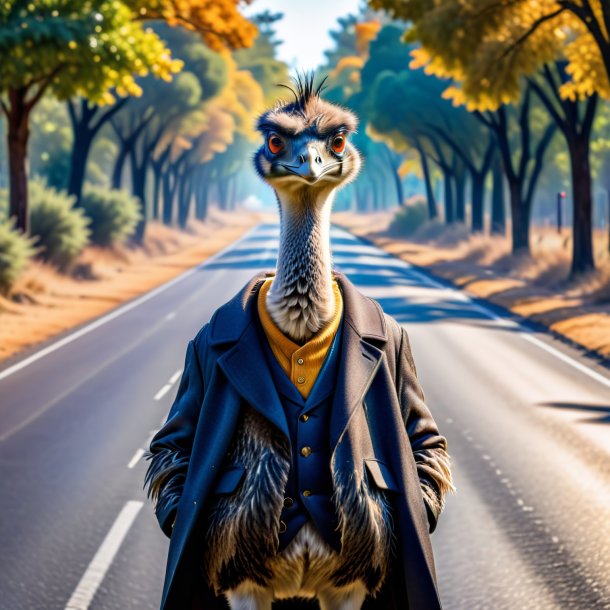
[297,358,304,365]
[297,376,305,384]
[279,520,287,533]
[300,413,309,422]
[300,446,312,457]
[283,497,294,508]
[302,490,312,497]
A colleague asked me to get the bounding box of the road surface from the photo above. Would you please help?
[0,223,609,610]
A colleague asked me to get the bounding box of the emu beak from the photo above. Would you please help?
[280,144,324,181]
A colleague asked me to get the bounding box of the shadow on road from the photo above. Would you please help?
[536,401,610,424]
[197,228,525,331]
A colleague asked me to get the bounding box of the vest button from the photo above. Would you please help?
[297,376,305,384]
[302,490,312,497]
[300,446,312,457]
[297,358,304,365]
[299,413,309,422]
[279,520,287,533]
[283,497,294,508]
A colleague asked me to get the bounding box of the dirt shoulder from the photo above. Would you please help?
[0,209,272,365]
[333,211,610,360]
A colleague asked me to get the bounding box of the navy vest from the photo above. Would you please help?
[256,314,344,553]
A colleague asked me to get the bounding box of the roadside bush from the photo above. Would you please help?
[389,196,428,236]
[29,181,90,270]
[0,218,38,295]
[80,185,141,246]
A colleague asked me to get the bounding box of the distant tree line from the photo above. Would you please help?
[326,3,610,277]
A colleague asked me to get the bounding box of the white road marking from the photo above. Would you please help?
[127,448,145,469]
[154,384,172,401]
[403,260,610,390]
[169,368,183,384]
[64,501,143,610]
[0,225,260,381]
[165,312,176,320]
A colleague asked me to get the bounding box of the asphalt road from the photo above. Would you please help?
[1,223,609,610]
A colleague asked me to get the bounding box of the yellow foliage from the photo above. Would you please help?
[141,0,257,51]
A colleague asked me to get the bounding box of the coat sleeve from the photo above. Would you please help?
[142,326,208,538]
[396,325,456,533]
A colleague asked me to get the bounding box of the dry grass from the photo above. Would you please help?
[333,210,610,358]
[0,208,272,364]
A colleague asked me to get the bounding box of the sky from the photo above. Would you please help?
[243,0,363,70]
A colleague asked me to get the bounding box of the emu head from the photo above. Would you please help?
[254,74,361,207]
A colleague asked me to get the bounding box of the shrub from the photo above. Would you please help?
[0,217,38,295]
[29,181,90,270]
[80,185,141,246]
[389,197,429,236]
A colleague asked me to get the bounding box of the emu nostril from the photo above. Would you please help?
[299,154,306,164]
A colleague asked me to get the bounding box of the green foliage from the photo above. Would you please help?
[0,217,37,295]
[28,182,90,270]
[0,1,181,105]
[80,185,141,246]
[389,197,428,235]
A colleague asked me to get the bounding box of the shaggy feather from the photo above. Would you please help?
[199,405,394,601]
[143,447,189,518]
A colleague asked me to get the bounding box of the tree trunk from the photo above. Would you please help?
[454,166,466,223]
[112,142,130,190]
[491,156,505,235]
[470,172,485,233]
[130,149,148,243]
[67,125,93,203]
[6,89,31,233]
[442,169,454,224]
[196,175,210,220]
[568,135,595,275]
[508,180,530,254]
[418,148,437,219]
[162,171,174,226]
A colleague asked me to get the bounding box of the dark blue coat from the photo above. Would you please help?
[145,271,448,610]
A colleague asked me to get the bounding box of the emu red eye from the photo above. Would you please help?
[331,134,346,154]
[268,133,284,154]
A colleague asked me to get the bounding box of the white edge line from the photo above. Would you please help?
[0,224,261,381]
[169,368,183,384]
[401,253,610,390]
[154,384,172,401]
[127,448,145,469]
[64,500,143,610]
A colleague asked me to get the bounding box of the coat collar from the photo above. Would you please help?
[207,270,387,346]
[210,271,388,451]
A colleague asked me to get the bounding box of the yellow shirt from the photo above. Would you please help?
[257,278,343,399]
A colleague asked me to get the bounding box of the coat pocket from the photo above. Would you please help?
[364,458,400,493]
[212,465,247,495]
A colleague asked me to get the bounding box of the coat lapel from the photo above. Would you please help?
[329,324,383,451]
[217,322,291,444]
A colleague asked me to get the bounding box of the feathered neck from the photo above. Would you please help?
[266,189,335,344]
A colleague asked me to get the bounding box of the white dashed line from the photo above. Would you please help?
[64,501,143,610]
[127,448,145,469]
[154,384,172,401]
[169,369,183,384]
[165,312,176,320]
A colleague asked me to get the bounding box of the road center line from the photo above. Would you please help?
[127,448,145,469]
[64,500,143,610]
[154,384,172,401]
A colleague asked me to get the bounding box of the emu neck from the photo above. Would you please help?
[266,190,335,344]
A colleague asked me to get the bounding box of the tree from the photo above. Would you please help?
[0,1,180,233]
[370,0,604,273]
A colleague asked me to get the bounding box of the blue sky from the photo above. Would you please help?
[243,0,363,70]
